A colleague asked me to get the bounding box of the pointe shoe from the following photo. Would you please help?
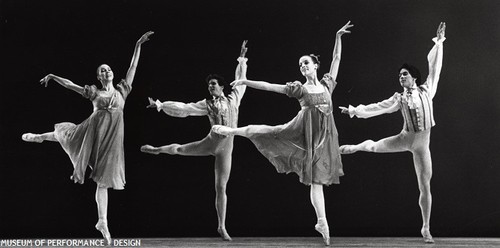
[217,227,232,241]
[95,221,112,246]
[421,227,434,243]
[140,145,160,155]
[315,223,330,246]
[211,125,231,136]
[22,133,43,143]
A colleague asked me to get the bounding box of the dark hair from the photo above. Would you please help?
[205,74,226,87]
[399,63,422,86]
[304,54,321,69]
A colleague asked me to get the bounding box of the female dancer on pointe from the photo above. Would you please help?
[21,31,154,245]
[338,22,446,243]
[212,22,352,246]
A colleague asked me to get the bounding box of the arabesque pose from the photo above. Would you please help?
[140,41,249,241]
[212,22,353,246]
[22,31,154,245]
[339,22,446,243]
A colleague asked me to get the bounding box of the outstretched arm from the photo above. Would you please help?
[230,79,287,95]
[146,97,207,117]
[329,21,353,81]
[124,31,154,86]
[40,74,84,95]
[339,93,400,119]
[425,22,446,99]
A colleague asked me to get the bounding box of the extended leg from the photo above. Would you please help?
[310,184,330,246]
[340,133,408,154]
[214,150,233,241]
[413,147,434,243]
[95,185,111,245]
[212,124,280,138]
[22,131,57,143]
[141,136,214,156]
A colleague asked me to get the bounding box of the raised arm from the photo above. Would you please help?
[424,22,446,99]
[229,42,287,95]
[230,79,287,95]
[230,40,249,107]
[146,97,207,118]
[235,40,248,80]
[39,74,84,95]
[124,31,154,86]
[329,21,353,81]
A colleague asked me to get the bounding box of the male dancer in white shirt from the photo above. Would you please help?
[141,41,248,241]
[339,22,446,243]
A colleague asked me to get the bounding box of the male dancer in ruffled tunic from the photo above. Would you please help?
[339,22,446,243]
[140,41,248,241]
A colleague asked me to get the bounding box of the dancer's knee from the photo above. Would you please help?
[242,125,259,137]
[214,174,229,194]
[416,161,433,183]
[215,182,227,194]
[170,144,183,154]
[363,140,377,152]
[417,173,432,193]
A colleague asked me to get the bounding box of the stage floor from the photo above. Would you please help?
[104,237,499,247]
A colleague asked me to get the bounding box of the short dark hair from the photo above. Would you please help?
[205,74,226,87]
[399,63,422,86]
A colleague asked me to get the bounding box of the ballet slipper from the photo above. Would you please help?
[339,145,355,154]
[217,227,232,241]
[95,221,112,246]
[140,145,160,155]
[211,125,232,136]
[315,223,330,246]
[421,227,434,243]
[21,133,43,143]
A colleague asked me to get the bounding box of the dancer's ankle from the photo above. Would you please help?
[317,217,328,226]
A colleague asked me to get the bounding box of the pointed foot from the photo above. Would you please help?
[339,145,356,154]
[315,223,330,246]
[22,133,43,143]
[421,227,434,244]
[95,221,112,246]
[140,145,160,155]
[217,227,232,241]
[211,125,232,136]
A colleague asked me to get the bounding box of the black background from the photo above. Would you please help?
[1,0,499,239]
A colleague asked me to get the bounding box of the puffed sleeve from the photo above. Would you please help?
[320,73,337,94]
[82,85,98,101]
[285,81,304,99]
[158,99,208,117]
[348,92,401,118]
[116,79,132,100]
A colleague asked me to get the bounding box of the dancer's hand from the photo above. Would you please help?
[437,22,446,40]
[137,31,154,45]
[240,40,248,58]
[146,97,158,108]
[337,21,353,37]
[230,79,247,88]
[339,106,349,114]
[39,74,53,87]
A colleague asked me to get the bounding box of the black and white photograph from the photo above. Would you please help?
[1,0,499,247]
